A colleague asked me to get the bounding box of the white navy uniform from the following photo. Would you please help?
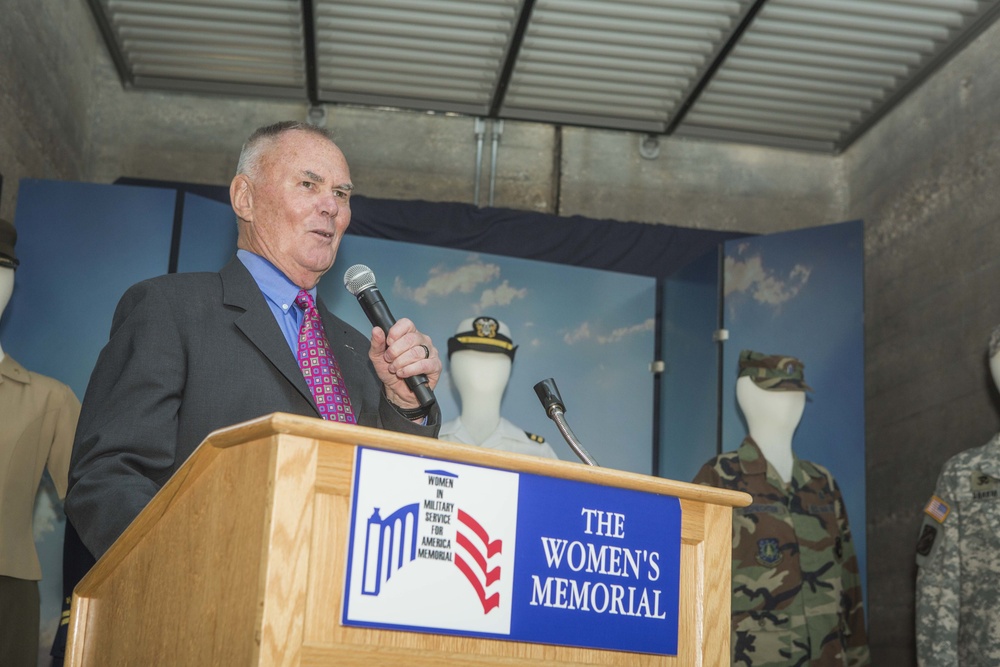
[440,416,559,460]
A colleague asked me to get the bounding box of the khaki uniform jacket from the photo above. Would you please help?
[0,355,81,580]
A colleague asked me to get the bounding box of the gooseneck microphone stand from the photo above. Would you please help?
[533,378,599,467]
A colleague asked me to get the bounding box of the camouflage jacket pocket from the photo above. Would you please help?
[732,610,796,667]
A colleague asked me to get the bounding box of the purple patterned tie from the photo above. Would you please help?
[295,290,356,423]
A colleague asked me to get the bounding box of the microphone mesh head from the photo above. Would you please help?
[344,264,377,295]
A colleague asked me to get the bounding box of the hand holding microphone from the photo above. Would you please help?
[344,264,438,412]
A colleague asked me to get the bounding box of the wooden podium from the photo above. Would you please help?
[66,413,750,666]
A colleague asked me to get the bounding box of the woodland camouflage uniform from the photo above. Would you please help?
[915,432,1000,666]
[694,438,871,666]
[693,349,869,665]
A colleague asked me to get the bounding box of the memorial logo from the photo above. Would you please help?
[344,450,518,634]
[359,468,505,615]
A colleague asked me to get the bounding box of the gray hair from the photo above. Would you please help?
[235,120,336,178]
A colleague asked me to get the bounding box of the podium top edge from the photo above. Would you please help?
[204,413,753,509]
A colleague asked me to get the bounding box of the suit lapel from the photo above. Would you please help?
[219,258,319,416]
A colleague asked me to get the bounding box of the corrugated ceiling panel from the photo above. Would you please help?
[98,0,306,96]
[313,0,521,115]
[88,0,1000,153]
[500,0,755,132]
[677,0,993,151]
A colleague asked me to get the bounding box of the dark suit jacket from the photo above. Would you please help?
[65,257,440,559]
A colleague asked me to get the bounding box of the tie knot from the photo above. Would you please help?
[295,290,315,311]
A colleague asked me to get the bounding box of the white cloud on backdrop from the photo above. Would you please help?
[391,256,530,313]
[564,322,591,345]
[33,484,60,540]
[563,318,655,345]
[479,279,527,309]
[394,257,502,304]
[724,252,811,307]
[598,318,655,344]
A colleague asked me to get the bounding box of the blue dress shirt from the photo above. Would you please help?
[237,249,313,355]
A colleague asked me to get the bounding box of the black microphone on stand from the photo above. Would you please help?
[344,264,436,409]
[534,378,599,466]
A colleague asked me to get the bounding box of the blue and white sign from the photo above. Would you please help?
[343,447,682,656]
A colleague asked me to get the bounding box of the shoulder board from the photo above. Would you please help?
[525,431,545,444]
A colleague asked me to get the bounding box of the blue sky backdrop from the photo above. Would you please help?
[6,181,865,656]
[312,236,659,474]
[721,219,867,604]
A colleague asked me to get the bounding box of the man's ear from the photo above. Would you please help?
[230,174,253,222]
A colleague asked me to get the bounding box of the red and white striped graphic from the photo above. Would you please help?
[454,509,503,613]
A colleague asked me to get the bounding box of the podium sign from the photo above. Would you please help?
[66,416,749,666]
[344,447,682,656]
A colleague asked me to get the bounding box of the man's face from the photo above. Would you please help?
[236,130,353,288]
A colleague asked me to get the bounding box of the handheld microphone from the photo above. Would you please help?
[344,264,436,409]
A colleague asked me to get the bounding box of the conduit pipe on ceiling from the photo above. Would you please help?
[473,118,505,207]
[473,118,486,206]
[489,120,504,207]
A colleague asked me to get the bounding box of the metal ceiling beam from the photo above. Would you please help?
[488,0,536,118]
[301,0,319,105]
[86,0,134,88]
[83,0,1000,156]
[664,0,770,135]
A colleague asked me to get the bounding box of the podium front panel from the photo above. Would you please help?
[67,416,748,667]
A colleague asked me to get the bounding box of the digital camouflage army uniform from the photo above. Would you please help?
[915,432,1000,666]
[693,438,871,666]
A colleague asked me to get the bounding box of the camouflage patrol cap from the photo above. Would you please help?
[738,349,813,392]
[447,316,517,361]
[0,218,17,269]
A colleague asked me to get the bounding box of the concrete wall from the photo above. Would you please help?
[844,18,1000,665]
[0,0,100,220]
[559,127,845,233]
[6,0,1000,664]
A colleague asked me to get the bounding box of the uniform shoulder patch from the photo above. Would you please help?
[525,431,545,444]
[915,523,938,556]
[923,495,950,523]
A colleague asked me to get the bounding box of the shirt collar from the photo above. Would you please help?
[978,432,1000,477]
[737,436,819,490]
[0,354,30,385]
[737,437,769,475]
[237,250,315,312]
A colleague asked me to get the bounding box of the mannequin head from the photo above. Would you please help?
[0,267,12,318]
[0,265,12,361]
[0,217,18,276]
[447,316,517,404]
[0,217,17,319]
[450,350,512,403]
[735,350,811,482]
[989,324,1000,393]
[736,375,806,438]
[0,217,20,361]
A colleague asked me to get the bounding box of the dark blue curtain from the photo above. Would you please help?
[114,178,745,279]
